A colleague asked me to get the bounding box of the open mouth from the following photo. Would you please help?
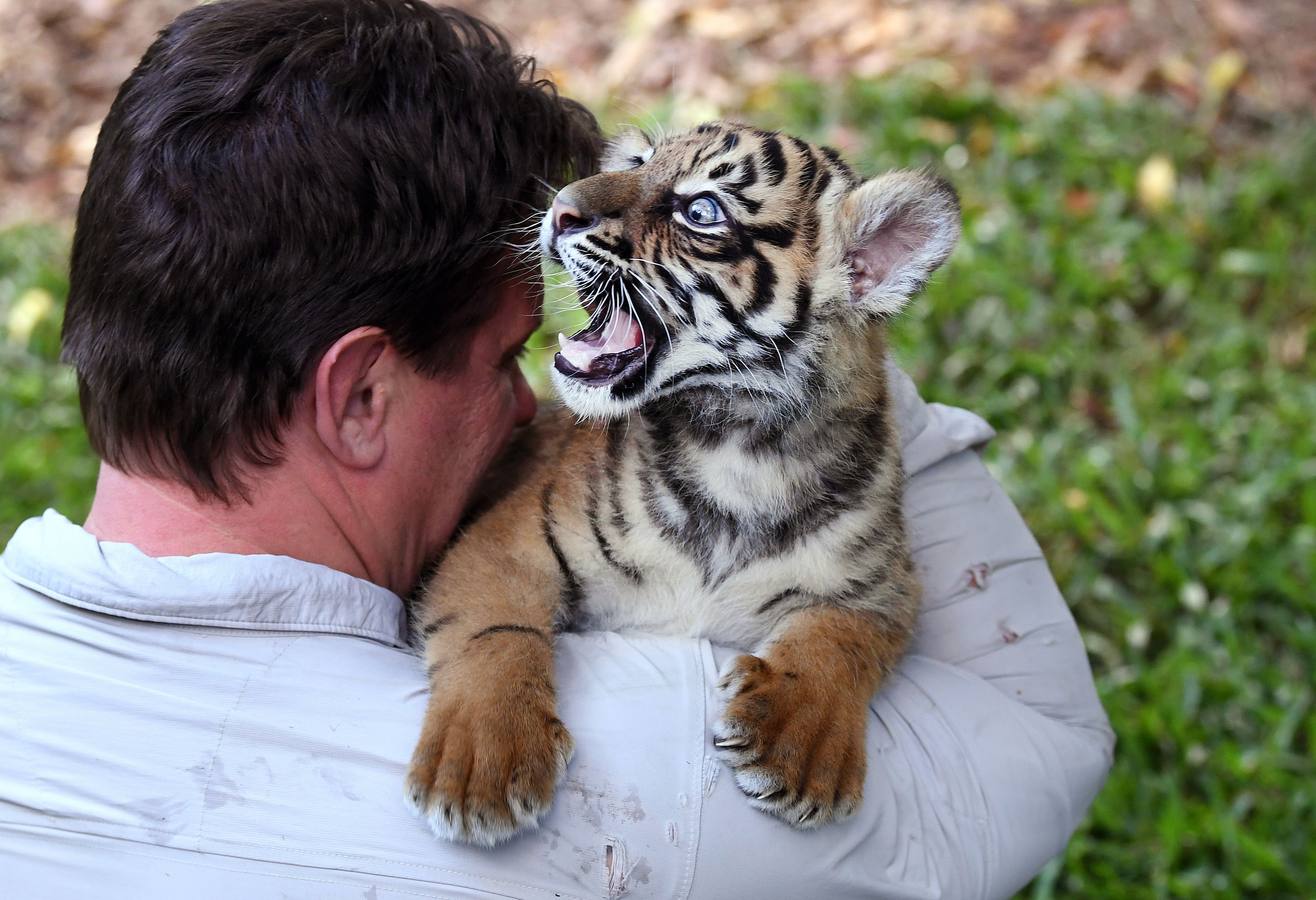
[554,300,658,389]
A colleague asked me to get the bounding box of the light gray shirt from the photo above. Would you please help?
[0,368,1113,899]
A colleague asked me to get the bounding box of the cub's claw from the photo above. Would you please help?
[713,653,867,830]
[405,700,573,847]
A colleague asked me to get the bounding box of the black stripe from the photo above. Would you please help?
[637,461,669,533]
[752,332,789,373]
[468,624,551,643]
[760,135,787,185]
[653,362,727,394]
[837,565,894,604]
[811,166,833,202]
[586,233,634,261]
[540,482,582,625]
[637,454,692,552]
[635,404,752,583]
[728,155,758,190]
[653,261,696,318]
[692,272,744,327]
[725,187,763,215]
[842,482,906,558]
[691,141,719,169]
[606,423,631,536]
[687,238,749,264]
[820,145,846,169]
[655,188,680,216]
[760,405,889,553]
[693,130,742,171]
[746,252,778,313]
[576,244,613,267]
[819,145,859,186]
[647,411,727,566]
[756,589,799,616]
[745,221,796,248]
[792,138,818,194]
[421,612,457,639]
[787,281,813,338]
[586,468,643,583]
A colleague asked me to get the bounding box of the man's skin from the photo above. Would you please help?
[84,275,542,595]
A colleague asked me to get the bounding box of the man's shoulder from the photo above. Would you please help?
[0,579,712,899]
[0,576,455,887]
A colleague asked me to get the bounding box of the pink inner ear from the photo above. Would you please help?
[849,205,930,303]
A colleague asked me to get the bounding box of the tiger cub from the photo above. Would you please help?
[405,122,960,846]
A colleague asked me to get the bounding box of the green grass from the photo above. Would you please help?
[2,80,1313,897]
[0,225,98,537]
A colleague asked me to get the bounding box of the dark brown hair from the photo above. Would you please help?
[62,0,599,501]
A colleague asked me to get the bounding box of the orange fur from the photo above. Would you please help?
[406,122,958,845]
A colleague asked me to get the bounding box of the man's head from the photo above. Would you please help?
[63,0,598,514]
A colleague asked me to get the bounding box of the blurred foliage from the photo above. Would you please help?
[0,225,97,539]
[3,78,1314,898]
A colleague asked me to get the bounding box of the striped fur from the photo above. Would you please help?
[406,123,961,846]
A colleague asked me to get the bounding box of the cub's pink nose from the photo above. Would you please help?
[551,195,597,236]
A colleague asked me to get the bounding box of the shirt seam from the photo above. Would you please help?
[199,833,594,900]
[196,636,303,850]
[674,643,711,900]
[0,559,408,648]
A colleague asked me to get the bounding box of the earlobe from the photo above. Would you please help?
[313,327,393,469]
[839,171,961,317]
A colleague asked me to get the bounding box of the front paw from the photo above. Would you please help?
[713,654,867,829]
[405,692,573,847]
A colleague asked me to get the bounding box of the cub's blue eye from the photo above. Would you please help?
[685,196,725,226]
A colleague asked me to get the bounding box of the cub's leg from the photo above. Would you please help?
[404,472,578,847]
[713,600,916,828]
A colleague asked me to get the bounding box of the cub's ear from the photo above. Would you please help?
[600,126,655,173]
[836,170,960,317]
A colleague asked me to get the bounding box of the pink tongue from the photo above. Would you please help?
[558,309,643,372]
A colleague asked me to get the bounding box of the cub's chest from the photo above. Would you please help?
[563,498,888,646]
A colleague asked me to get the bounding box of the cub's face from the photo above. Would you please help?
[539,122,960,420]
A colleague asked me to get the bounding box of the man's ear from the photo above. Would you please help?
[313,326,393,469]
[836,170,961,317]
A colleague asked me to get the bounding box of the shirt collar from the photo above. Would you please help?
[1,510,410,648]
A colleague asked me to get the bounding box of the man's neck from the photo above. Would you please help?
[82,463,388,591]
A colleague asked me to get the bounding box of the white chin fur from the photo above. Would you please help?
[551,367,647,420]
